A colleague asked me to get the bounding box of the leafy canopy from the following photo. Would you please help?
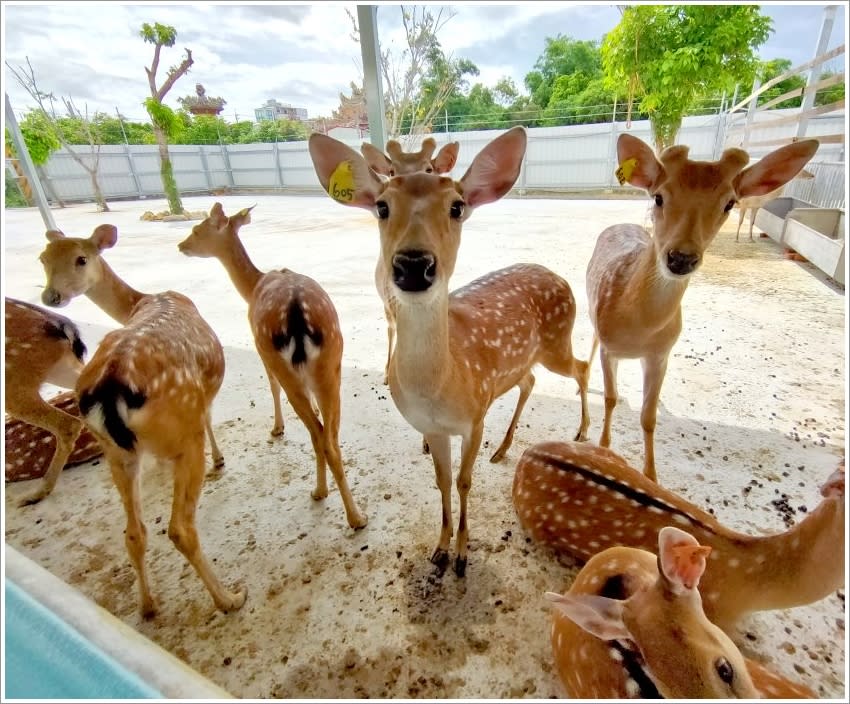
[602,5,772,149]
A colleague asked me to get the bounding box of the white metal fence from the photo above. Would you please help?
[9,109,846,208]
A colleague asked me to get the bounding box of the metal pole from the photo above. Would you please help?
[797,5,837,139]
[357,5,386,147]
[742,77,761,150]
[5,92,56,230]
[117,107,143,198]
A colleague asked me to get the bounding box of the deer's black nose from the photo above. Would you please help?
[392,250,437,292]
[667,250,700,276]
[42,288,62,307]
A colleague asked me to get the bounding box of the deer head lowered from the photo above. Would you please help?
[309,126,590,577]
[587,134,819,481]
[39,225,244,618]
[546,525,816,698]
[515,440,845,634]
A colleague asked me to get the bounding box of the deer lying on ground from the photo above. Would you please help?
[736,168,815,241]
[546,525,816,698]
[515,440,845,634]
[4,297,90,505]
[178,203,366,529]
[361,137,460,386]
[39,225,245,618]
[588,134,819,481]
[6,390,101,485]
[309,126,589,577]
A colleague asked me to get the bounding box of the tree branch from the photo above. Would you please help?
[155,48,193,101]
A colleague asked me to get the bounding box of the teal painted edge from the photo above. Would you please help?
[4,579,164,700]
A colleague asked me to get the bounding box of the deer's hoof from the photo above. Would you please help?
[454,556,467,578]
[430,548,450,575]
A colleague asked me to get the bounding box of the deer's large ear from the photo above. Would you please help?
[459,126,526,209]
[361,142,393,176]
[230,204,255,229]
[616,133,664,191]
[208,202,228,228]
[734,139,819,198]
[433,141,459,174]
[309,133,383,209]
[90,224,118,251]
[45,229,66,242]
[544,591,629,641]
[657,526,711,594]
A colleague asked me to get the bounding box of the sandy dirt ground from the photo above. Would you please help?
[3,193,846,699]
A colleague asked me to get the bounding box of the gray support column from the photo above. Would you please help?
[357,5,386,148]
[5,92,56,230]
[797,5,837,139]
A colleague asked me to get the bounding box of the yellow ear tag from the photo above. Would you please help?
[615,157,638,185]
[329,161,356,202]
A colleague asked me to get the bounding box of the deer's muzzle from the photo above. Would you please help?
[392,250,437,292]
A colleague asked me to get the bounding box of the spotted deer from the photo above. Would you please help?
[178,203,366,529]
[39,225,245,618]
[546,525,816,698]
[515,440,845,634]
[361,137,460,386]
[4,297,90,505]
[736,168,816,241]
[309,126,590,577]
[5,390,101,485]
[588,134,819,481]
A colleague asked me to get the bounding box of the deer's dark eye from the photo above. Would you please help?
[654,194,664,207]
[450,201,464,219]
[376,201,389,219]
[425,166,434,173]
[75,256,87,267]
[715,657,734,685]
[724,199,735,212]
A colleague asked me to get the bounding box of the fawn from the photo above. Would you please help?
[361,136,460,386]
[736,168,815,241]
[588,133,819,480]
[4,297,88,505]
[309,126,589,576]
[39,225,245,617]
[546,525,815,698]
[178,203,366,529]
[515,440,845,634]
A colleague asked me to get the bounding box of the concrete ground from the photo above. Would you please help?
[3,193,846,699]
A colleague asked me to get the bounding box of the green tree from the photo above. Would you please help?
[140,21,193,214]
[6,109,60,164]
[248,118,310,143]
[524,35,602,108]
[757,59,805,109]
[602,5,772,150]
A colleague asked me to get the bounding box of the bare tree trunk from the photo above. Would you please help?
[154,125,183,214]
[36,165,65,208]
[88,168,109,212]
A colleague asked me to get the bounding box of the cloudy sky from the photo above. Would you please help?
[3,2,846,124]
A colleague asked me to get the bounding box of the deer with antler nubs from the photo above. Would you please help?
[361,136,460,386]
[587,134,819,481]
[309,126,590,577]
[39,225,244,618]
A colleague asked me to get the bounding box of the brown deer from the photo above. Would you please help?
[546,525,816,698]
[178,203,366,529]
[588,134,819,481]
[736,168,816,241]
[309,126,589,576]
[361,137,460,386]
[39,225,245,618]
[6,390,101,484]
[515,440,845,634]
[4,297,88,505]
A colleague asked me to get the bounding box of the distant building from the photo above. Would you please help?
[255,99,308,122]
[179,84,226,116]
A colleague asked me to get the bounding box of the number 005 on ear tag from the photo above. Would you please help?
[329,161,355,202]
[615,157,638,185]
